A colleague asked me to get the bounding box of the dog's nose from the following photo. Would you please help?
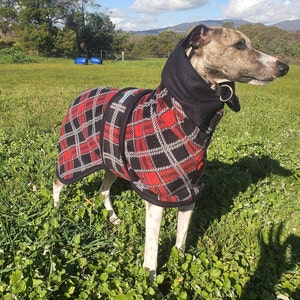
[276,60,289,76]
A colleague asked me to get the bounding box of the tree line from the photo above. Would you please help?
[0,0,115,57]
[0,0,300,63]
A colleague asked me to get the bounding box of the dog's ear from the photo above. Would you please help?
[185,24,211,49]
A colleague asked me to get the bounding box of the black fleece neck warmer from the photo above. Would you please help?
[161,39,224,130]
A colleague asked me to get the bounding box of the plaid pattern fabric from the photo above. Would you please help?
[101,88,152,179]
[123,86,222,207]
[57,87,119,183]
[57,86,223,207]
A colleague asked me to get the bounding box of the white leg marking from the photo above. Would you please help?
[99,171,120,225]
[53,179,65,207]
[143,201,164,281]
[175,203,195,250]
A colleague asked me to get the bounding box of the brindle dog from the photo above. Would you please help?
[53,24,289,282]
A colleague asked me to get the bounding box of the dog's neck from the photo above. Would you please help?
[161,40,224,130]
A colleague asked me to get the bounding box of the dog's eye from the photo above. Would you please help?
[234,39,246,50]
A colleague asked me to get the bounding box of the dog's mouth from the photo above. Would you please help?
[239,76,274,86]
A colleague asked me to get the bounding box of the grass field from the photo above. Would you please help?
[0,59,299,299]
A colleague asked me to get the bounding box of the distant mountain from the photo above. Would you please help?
[272,19,300,31]
[133,19,300,35]
[133,19,249,35]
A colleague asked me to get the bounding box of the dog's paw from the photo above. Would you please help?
[276,295,290,300]
[109,217,121,225]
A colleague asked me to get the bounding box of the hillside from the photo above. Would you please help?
[273,19,300,31]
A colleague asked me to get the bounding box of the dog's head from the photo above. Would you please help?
[184,24,289,85]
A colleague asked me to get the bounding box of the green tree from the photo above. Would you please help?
[53,28,76,57]
[16,0,67,54]
[0,0,17,36]
[156,31,183,55]
[84,12,115,54]
[64,0,101,54]
[129,31,183,58]
[21,23,56,54]
[112,30,134,52]
[3,0,115,56]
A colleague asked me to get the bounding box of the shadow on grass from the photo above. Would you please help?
[240,223,300,300]
[190,154,293,239]
[158,154,297,297]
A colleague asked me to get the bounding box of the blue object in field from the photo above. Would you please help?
[90,57,102,64]
[75,57,88,65]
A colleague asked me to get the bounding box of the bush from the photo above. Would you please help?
[0,48,35,64]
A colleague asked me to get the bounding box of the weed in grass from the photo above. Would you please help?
[0,49,35,64]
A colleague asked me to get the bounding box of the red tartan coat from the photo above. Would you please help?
[57,85,223,207]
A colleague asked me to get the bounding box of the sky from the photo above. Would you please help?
[95,0,300,31]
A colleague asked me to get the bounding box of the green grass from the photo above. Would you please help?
[0,59,299,299]
[0,59,163,132]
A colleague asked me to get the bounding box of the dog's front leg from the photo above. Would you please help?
[143,201,164,281]
[175,203,195,250]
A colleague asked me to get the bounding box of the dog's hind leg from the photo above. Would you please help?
[175,202,195,251]
[100,170,120,225]
[53,179,65,207]
[143,201,164,281]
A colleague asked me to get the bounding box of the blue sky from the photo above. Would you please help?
[95,0,300,31]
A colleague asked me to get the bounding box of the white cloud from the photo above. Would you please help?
[108,8,157,31]
[224,0,300,24]
[108,8,125,19]
[108,8,158,31]
[108,8,132,30]
[131,0,208,14]
[107,8,123,25]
